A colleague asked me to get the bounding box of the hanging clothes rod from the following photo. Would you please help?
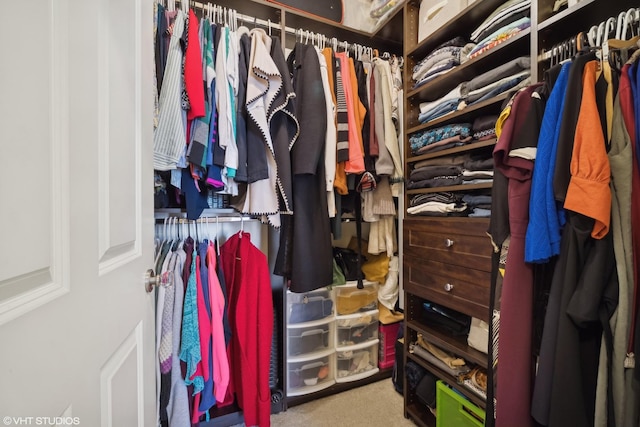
[155,209,255,222]
[538,6,640,61]
[156,216,253,223]
[167,0,380,56]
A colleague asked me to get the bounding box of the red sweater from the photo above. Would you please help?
[220,232,273,427]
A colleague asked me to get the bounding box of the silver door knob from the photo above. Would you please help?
[145,269,160,293]
[445,238,455,247]
[444,283,454,292]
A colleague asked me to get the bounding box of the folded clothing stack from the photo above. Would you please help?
[411,37,476,89]
[409,122,473,155]
[407,164,464,190]
[462,192,492,218]
[460,56,531,107]
[416,57,530,125]
[468,0,531,60]
[472,115,499,140]
[407,192,468,216]
[471,0,531,43]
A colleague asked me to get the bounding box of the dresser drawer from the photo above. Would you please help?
[404,254,490,321]
[403,218,492,272]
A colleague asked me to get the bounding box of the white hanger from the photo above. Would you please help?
[623,8,637,40]
[596,21,606,46]
[616,11,627,39]
[588,25,598,47]
[605,17,616,41]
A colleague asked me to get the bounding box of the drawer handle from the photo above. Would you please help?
[444,283,454,292]
[445,238,455,247]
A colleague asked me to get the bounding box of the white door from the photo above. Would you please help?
[0,0,156,426]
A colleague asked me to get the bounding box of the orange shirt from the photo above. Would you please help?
[564,60,611,239]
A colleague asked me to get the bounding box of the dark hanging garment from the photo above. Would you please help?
[552,51,596,203]
[492,84,543,427]
[269,36,298,215]
[234,32,251,183]
[355,60,375,174]
[155,4,167,93]
[284,42,333,293]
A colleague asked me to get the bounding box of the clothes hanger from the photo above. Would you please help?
[616,11,627,39]
[215,217,220,253]
[588,25,598,47]
[623,9,636,40]
[596,21,606,46]
[605,17,617,40]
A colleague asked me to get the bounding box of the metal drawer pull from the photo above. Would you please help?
[444,283,454,292]
[445,238,454,247]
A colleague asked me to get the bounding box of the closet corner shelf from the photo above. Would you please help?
[406,139,497,164]
[405,403,434,427]
[370,1,406,43]
[407,92,511,134]
[537,0,595,31]
[406,352,487,410]
[405,0,506,59]
[537,0,638,44]
[407,319,488,368]
[281,3,403,52]
[405,182,493,196]
[406,29,531,102]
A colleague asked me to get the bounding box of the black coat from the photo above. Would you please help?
[278,42,333,292]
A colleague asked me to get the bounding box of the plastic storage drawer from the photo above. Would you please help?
[335,309,379,347]
[378,322,401,369]
[436,381,486,427]
[335,340,380,382]
[287,288,334,324]
[335,280,378,315]
[287,351,335,396]
[287,319,334,357]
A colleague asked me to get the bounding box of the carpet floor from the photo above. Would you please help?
[267,379,416,426]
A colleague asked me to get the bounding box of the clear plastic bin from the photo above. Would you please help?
[287,288,334,324]
[287,351,335,396]
[335,309,379,347]
[335,340,380,382]
[287,318,334,357]
[335,280,378,315]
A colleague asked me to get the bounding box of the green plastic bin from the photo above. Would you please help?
[436,380,485,427]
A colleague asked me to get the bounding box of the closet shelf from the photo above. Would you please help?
[407,320,488,368]
[537,0,638,47]
[404,0,506,58]
[407,92,511,134]
[405,403,434,427]
[208,0,403,53]
[406,29,531,102]
[406,139,497,164]
[406,352,487,410]
[154,208,250,220]
[406,182,493,195]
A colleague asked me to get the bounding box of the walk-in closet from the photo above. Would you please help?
[3,1,640,427]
